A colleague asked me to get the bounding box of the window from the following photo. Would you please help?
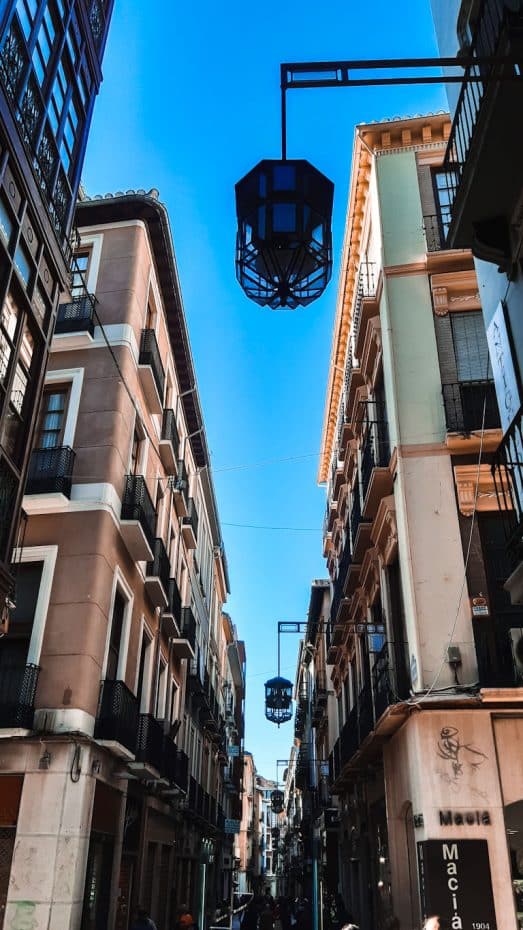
[136,627,153,712]
[2,561,44,668]
[36,386,69,449]
[106,589,126,681]
[16,0,38,41]
[433,170,459,237]
[451,311,491,381]
[71,250,90,298]
[130,427,143,475]
[1,311,39,464]
[32,6,56,87]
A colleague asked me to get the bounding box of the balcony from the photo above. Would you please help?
[352,261,377,354]
[145,537,170,608]
[172,459,189,517]
[372,641,411,722]
[423,214,448,253]
[163,577,182,637]
[159,409,179,474]
[0,664,39,730]
[188,647,205,694]
[493,404,523,598]
[172,605,196,660]
[94,679,139,758]
[54,295,96,342]
[442,380,501,434]
[181,497,199,549]
[138,328,165,414]
[162,736,189,792]
[440,1,523,258]
[312,671,328,725]
[25,446,75,501]
[350,481,372,560]
[360,423,392,520]
[131,713,165,777]
[120,475,156,561]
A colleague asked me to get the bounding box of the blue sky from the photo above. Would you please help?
[82,0,447,779]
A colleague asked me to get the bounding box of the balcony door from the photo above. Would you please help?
[0,562,43,725]
[105,589,126,682]
[36,386,69,449]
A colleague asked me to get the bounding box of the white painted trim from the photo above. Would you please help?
[50,323,140,362]
[77,232,104,294]
[33,707,95,736]
[135,617,155,711]
[44,367,84,448]
[11,545,58,665]
[101,566,135,681]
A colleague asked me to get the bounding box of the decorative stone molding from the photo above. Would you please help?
[360,547,381,605]
[453,463,511,516]
[371,495,398,566]
[430,268,481,316]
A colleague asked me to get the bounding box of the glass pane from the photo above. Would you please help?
[0,198,13,243]
[47,392,66,412]
[0,333,12,383]
[14,244,31,286]
[19,323,34,370]
[42,412,62,431]
[2,294,20,341]
[11,363,28,414]
[272,203,296,233]
[273,164,296,191]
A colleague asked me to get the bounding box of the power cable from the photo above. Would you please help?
[409,373,488,706]
[222,522,320,532]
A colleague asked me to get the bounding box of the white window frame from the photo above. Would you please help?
[11,545,58,665]
[101,566,134,681]
[43,368,84,448]
[135,617,155,712]
[156,655,168,719]
[77,233,103,294]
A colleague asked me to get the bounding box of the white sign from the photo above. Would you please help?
[224,819,241,835]
[486,301,521,435]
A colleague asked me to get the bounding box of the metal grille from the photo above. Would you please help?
[0,458,18,562]
[0,828,16,929]
[55,296,96,337]
[139,329,165,401]
[94,679,139,754]
[0,664,40,728]
[121,475,156,551]
[26,446,75,497]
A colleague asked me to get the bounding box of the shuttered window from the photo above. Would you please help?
[450,311,491,381]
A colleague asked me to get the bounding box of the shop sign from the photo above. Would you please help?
[417,839,497,930]
[439,809,491,826]
[486,301,520,435]
[471,596,489,618]
[224,819,241,834]
[228,745,240,757]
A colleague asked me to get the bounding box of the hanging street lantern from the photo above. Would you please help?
[235,159,334,310]
[264,675,293,725]
[271,789,285,814]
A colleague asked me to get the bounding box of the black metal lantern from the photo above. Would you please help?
[235,159,334,309]
[271,789,285,814]
[265,675,293,725]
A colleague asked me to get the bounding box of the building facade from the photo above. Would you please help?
[429,0,523,605]
[0,0,113,614]
[318,113,523,930]
[0,190,245,930]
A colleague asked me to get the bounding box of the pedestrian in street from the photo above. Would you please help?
[131,906,158,930]
[175,903,195,930]
[241,898,259,930]
[422,919,440,930]
[259,905,275,930]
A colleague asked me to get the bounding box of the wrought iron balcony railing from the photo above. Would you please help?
[161,408,180,456]
[166,577,182,623]
[94,679,139,754]
[139,328,165,402]
[55,295,96,336]
[146,537,171,595]
[360,424,391,501]
[0,663,40,728]
[372,641,411,721]
[442,380,500,433]
[121,475,157,552]
[180,606,197,652]
[182,497,199,541]
[136,713,165,773]
[350,481,366,548]
[493,403,523,557]
[423,213,451,252]
[440,0,523,245]
[352,260,377,350]
[26,446,75,497]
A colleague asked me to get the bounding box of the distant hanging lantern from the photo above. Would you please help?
[271,790,284,814]
[235,160,334,309]
[264,676,293,725]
